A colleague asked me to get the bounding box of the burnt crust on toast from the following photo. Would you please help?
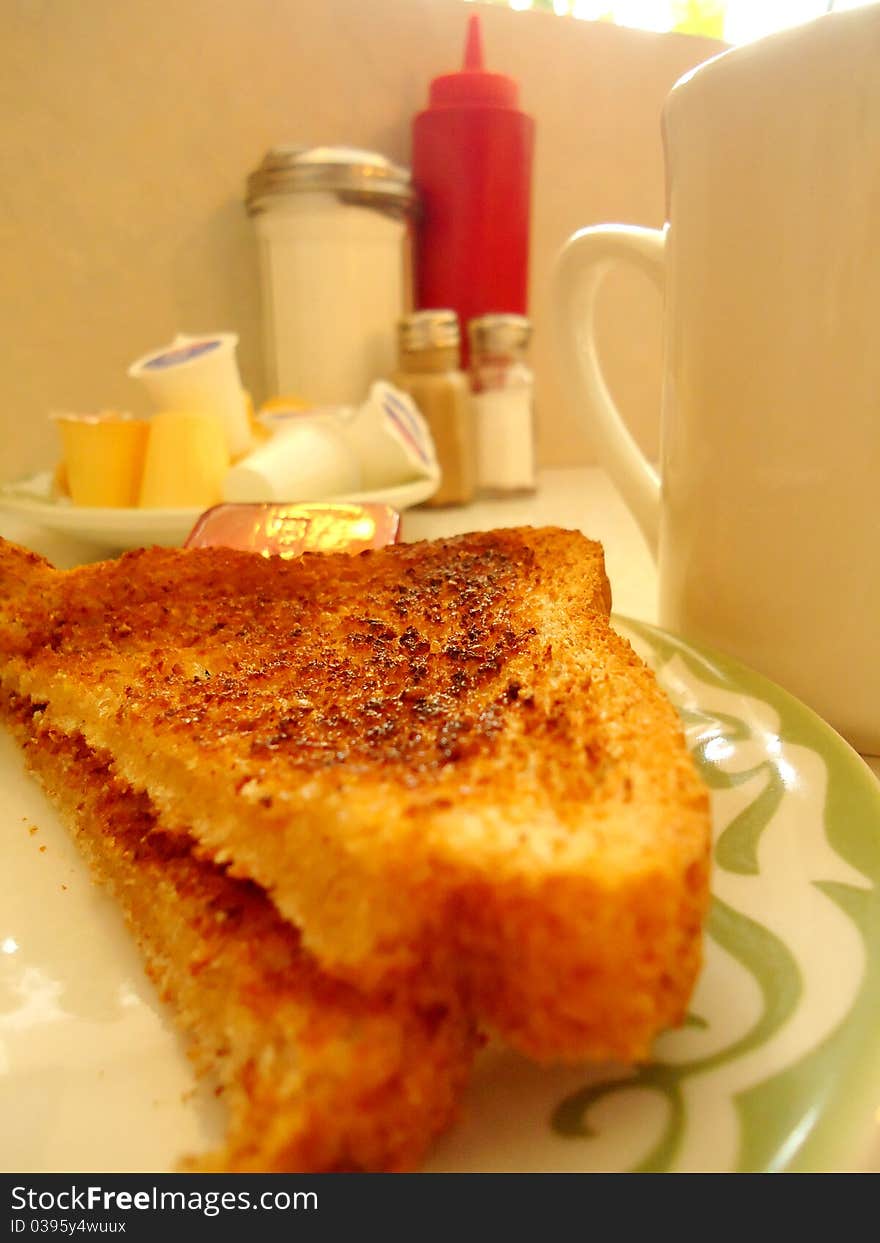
[0,528,711,1063]
[1,690,477,1173]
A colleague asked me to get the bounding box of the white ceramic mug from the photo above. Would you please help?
[553,8,880,755]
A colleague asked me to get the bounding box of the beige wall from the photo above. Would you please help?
[0,0,725,482]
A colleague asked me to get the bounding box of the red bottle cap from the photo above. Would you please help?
[428,14,520,110]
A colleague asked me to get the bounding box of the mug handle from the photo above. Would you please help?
[552,224,665,555]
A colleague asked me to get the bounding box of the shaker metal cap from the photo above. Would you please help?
[468,313,532,354]
[398,310,461,352]
[245,145,418,216]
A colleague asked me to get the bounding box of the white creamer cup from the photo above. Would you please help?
[341,381,439,490]
[223,412,362,503]
[128,333,252,458]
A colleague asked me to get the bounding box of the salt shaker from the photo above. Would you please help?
[468,314,536,496]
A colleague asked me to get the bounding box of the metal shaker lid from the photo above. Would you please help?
[468,313,532,355]
[398,310,461,352]
[245,145,418,216]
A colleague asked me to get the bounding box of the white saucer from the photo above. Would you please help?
[0,471,439,552]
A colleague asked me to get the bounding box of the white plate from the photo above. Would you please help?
[1,619,879,1173]
[0,471,439,552]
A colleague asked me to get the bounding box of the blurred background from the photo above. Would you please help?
[2,0,869,484]
[474,0,873,44]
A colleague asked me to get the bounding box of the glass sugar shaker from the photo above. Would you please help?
[468,314,536,496]
[245,145,418,407]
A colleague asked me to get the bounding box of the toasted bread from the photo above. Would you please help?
[0,529,711,1062]
[0,690,476,1172]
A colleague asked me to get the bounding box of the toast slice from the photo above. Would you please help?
[0,529,711,1062]
[1,690,477,1172]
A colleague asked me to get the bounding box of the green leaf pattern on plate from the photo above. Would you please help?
[550,619,880,1172]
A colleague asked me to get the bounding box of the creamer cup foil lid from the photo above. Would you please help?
[128,333,238,376]
[343,381,439,491]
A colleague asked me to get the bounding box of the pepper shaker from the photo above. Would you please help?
[393,310,475,507]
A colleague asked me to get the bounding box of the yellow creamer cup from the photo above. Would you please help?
[252,394,314,447]
[138,409,230,509]
[258,394,312,417]
[51,459,70,499]
[51,412,149,508]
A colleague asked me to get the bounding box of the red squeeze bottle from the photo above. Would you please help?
[412,14,534,363]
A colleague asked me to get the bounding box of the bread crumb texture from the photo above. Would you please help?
[0,529,711,1066]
